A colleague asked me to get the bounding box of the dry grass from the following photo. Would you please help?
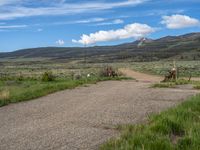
[0,89,10,106]
[0,89,10,100]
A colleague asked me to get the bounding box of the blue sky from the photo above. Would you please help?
[0,0,200,52]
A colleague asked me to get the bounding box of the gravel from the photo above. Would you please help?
[0,69,199,150]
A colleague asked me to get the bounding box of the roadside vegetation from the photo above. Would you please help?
[101,94,200,150]
[0,66,129,107]
[152,79,200,89]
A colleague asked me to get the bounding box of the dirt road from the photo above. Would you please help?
[0,69,199,150]
[119,68,163,82]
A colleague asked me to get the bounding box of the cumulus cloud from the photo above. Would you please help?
[72,23,155,45]
[161,14,200,29]
[56,39,65,45]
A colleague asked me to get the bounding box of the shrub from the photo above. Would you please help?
[17,74,24,81]
[74,73,82,80]
[42,71,55,82]
[100,67,118,77]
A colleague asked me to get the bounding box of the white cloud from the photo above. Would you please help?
[113,19,124,24]
[37,28,43,32]
[0,24,27,29]
[72,23,155,45]
[0,0,21,6]
[56,39,65,46]
[52,18,124,26]
[161,14,200,29]
[0,0,66,6]
[50,18,106,26]
[0,0,147,20]
[95,19,124,26]
[75,18,106,24]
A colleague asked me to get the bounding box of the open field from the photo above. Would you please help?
[128,61,200,77]
[0,60,128,106]
[1,59,200,106]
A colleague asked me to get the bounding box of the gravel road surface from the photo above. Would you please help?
[0,69,199,150]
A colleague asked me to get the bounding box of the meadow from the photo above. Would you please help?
[0,59,128,107]
[1,59,200,107]
[128,61,200,77]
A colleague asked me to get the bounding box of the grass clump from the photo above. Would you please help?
[42,71,55,82]
[101,94,200,150]
[152,82,176,88]
[194,84,200,89]
[0,89,10,106]
[152,79,200,89]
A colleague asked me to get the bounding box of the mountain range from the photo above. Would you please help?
[0,32,200,62]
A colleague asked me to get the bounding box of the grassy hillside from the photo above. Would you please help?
[0,32,200,62]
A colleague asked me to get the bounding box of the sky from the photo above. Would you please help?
[0,0,200,52]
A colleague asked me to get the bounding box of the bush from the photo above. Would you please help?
[100,67,118,77]
[17,74,24,81]
[73,73,82,80]
[42,71,55,82]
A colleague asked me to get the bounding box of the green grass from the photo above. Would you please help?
[0,76,129,107]
[128,61,200,77]
[101,94,200,150]
[152,79,200,89]
[194,84,200,89]
[152,82,176,88]
[0,59,133,107]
